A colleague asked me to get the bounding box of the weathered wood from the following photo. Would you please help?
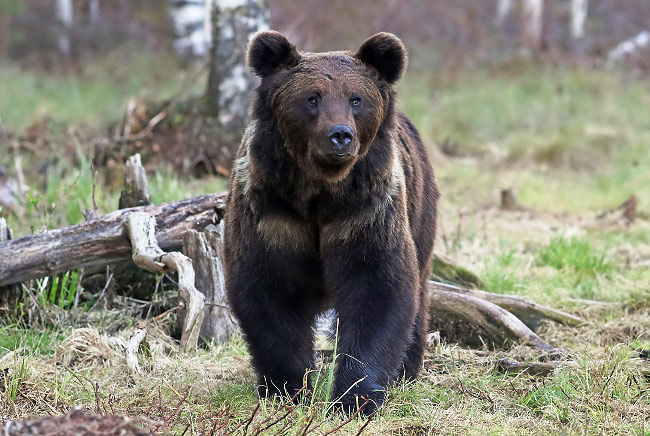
[125,328,147,374]
[182,222,239,344]
[429,281,583,330]
[111,153,155,305]
[427,285,559,352]
[495,358,578,376]
[0,193,227,287]
[0,217,21,317]
[1,217,11,242]
[119,153,151,209]
[495,358,650,377]
[500,188,519,211]
[1,190,579,353]
[125,212,205,352]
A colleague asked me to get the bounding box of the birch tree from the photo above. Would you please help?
[521,0,544,51]
[204,0,270,138]
[571,0,588,39]
[55,0,73,58]
[495,0,513,26]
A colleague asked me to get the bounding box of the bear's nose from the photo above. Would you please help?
[327,125,355,149]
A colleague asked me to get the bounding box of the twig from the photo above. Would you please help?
[151,304,182,324]
[125,328,147,375]
[113,61,208,144]
[322,398,372,436]
[153,386,191,433]
[354,413,374,436]
[89,267,113,312]
[94,382,102,415]
[241,403,260,435]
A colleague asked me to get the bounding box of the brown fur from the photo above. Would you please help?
[224,31,439,415]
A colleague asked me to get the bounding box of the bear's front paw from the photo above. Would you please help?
[331,387,384,417]
[258,378,310,404]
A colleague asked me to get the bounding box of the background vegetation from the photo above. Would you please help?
[0,1,649,434]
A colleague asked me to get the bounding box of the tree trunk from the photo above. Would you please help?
[170,0,211,57]
[521,0,544,51]
[607,31,650,68]
[495,0,513,26]
[571,0,588,39]
[204,0,270,138]
[89,0,101,25]
[55,0,74,59]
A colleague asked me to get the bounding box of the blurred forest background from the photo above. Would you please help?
[0,1,649,435]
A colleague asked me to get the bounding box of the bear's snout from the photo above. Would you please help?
[327,124,355,149]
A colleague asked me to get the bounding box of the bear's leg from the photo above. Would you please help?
[401,281,428,379]
[322,235,419,415]
[241,295,317,399]
[227,264,319,400]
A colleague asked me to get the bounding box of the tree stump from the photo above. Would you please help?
[119,154,152,209]
[113,153,157,303]
[183,222,240,344]
[0,217,20,318]
[500,188,519,211]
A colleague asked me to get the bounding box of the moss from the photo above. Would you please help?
[431,255,484,289]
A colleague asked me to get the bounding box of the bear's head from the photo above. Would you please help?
[247,31,407,182]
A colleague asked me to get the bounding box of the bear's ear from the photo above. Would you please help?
[355,32,408,84]
[247,30,300,77]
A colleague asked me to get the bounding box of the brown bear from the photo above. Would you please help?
[223,30,439,415]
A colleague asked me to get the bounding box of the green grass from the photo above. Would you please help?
[4,157,227,234]
[0,49,198,131]
[399,65,650,215]
[0,323,64,356]
[399,65,650,154]
[537,237,612,277]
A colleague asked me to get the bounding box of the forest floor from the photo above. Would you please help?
[0,54,649,435]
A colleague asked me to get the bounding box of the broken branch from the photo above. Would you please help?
[125,212,205,352]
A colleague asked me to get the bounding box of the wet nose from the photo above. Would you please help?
[327,125,355,149]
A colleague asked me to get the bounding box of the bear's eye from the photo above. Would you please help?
[351,97,362,107]
[307,96,318,106]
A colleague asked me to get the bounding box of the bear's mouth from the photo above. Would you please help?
[311,151,356,176]
[313,151,356,168]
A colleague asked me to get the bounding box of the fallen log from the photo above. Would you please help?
[0,191,577,352]
[495,357,650,377]
[427,286,559,352]
[0,193,227,287]
[428,281,583,330]
[0,217,21,317]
